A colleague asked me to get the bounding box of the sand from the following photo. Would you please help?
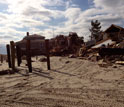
[0,56,124,107]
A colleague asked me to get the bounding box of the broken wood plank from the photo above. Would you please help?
[115,61,124,65]
[16,45,22,66]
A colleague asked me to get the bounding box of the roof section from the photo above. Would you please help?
[23,34,45,40]
[105,24,124,33]
[92,39,116,49]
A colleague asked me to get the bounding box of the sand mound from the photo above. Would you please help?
[0,56,124,107]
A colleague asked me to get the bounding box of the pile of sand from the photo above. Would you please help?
[0,56,124,107]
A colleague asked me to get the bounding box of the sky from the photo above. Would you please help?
[0,0,124,54]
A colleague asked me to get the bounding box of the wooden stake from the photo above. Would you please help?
[27,32,29,36]
[10,41,15,71]
[6,44,11,68]
[26,39,32,72]
[16,45,21,66]
[45,39,50,70]
[1,55,3,63]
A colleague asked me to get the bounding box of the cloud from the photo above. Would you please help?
[0,13,7,19]
[0,0,66,44]
[91,0,124,28]
[0,0,124,46]
[52,0,124,41]
[23,7,52,16]
[94,0,124,8]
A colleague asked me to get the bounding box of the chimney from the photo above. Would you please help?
[27,32,29,36]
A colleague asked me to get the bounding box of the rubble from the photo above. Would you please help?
[78,24,124,67]
[115,61,124,65]
[98,60,108,68]
[47,27,124,67]
[85,48,124,67]
[39,57,47,62]
[49,32,84,56]
[88,53,99,62]
[39,24,124,68]
[13,24,124,68]
[65,61,71,64]
[68,54,76,58]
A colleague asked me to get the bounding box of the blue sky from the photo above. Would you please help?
[0,0,124,54]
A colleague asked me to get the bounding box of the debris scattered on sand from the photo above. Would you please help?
[39,57,47,62]
[65,61,70,64]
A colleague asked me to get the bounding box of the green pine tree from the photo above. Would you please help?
[89,20,101,41]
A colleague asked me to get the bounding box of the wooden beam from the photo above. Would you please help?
[118,29,122,41]
[26,37,32,72]
[45,39,51,70]
[27,32,29,36]
[16,45,21,66]
[0,55,3,63]
[6,44,11,68]
[10,41,15,72]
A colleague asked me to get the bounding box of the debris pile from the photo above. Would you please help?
[48,24,124,67]
[79,41,124,67]
[78,24,124,66]
[49,32,84,56]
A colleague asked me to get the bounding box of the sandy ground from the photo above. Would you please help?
[0,56,124,107]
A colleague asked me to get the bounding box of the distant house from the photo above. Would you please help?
[49,35,68,49]
[91,24,124,49]
[16,34,46,56]
[49,32,84,55]
[55,35,68,46]
[104,24,124,41]
[49,32,83,49]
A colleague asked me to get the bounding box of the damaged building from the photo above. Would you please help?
[80,24,124,65]
[16,33,46,56]
[104,24,124,42]
[49,32,84,55]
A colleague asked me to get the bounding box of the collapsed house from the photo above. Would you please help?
[80,24,124,65]
[85,24,124,50]
[104,24,124,42]
[92,24,124,49]
[84,24,124,50]
[91,39,116,49]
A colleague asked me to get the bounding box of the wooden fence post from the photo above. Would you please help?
[6,44,11,68]
[26,32,32,72]
[16,45,21,66]
[10,41,15,72]
[45,39,51,70]
[1,55,3,63]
